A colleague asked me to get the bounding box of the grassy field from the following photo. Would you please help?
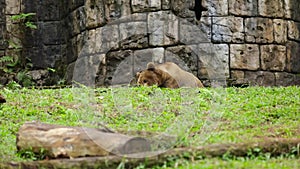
[0,86,299,168]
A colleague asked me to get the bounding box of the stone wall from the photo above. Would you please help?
[0,0,299,87]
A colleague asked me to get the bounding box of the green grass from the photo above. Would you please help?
[0,86,299,168]
[157,158,300,169]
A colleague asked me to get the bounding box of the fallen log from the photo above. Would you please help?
[3,137,300,169]
[17,122,151,158]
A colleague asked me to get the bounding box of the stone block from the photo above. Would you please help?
[203,0,228,16]
[244,71,275,86]
[198,17,212,40]
[22,47,45,68]
[119,21,148,49]
[229,0,258,16]
[275,72,297,86]
[42,45,62,68]
[179,19,210,45]
[23,22,42,48]
[0,0,5,22]
[21,0,39,16]
[274,19,287,44]
[85,0,106,29]
[230,70,246,85]
[131,0,161,13]
[61,18,71,40]
[287,41,300,73]
[6,0,20,14]
[69,7,86,37]
[66,37,77,64]
[133,48,164,72]
[73,53,104,87]
[230,44,259,70]
[6,17,23,47]
[59,44,67,64]
[111,13,147,23]
[0,24,8,49]
[148,11,179,46]
[0,24,3,39]
[111,58,134,86]
[59,0,69,18]
[27,70,49,81]
[5,15,15,29]
[41,21,63,45]
[258,0,284,17]
[213,44,229,78]
[104,50,133,86]
[190,43,227,80]
[245,17,273,43]
[295,74,300,85]
[162,0,171,9]
[169,0,193,18]
[95,24,119,53]
[68,0,85,12]
[261,45,286,71]
[151,48,165,63]
[85,29,96,54]
[288,21,300,42]
[212,16,244,43]
[104,0,122,22]
[64,62,75,84]
[118,0,131,17]
[284,0,300,21]
[76,31,88,57]
[39,1,61,20]
[165,46,197,74]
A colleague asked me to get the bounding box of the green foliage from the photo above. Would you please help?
[0,13,37,87]
[0,55,14,63]
[11,13,37,29]
[6,80,21,89]
[24,21,37,29]
[47,67,56,73]
[11,13,36,20]
[0,86,299,168]
[0,56,17,73]
[16,72,34,87]
[16,148,48,161]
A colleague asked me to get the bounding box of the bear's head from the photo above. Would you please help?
[135,62,179,88]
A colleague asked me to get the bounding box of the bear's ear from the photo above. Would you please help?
[147,62,155,71]
[136,71,141,78]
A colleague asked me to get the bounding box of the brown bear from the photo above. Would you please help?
[136,62,179,88]
[136,62,204,88]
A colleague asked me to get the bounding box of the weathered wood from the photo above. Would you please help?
[5,136,300,169]
[17,122,151,158]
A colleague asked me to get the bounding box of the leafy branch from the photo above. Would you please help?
[0,13,37,87]
[11,13,37,29]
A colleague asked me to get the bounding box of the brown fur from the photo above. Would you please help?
[136,63,179,88]
[136,62,204,88]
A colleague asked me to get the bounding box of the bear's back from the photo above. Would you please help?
[156,62,203,88]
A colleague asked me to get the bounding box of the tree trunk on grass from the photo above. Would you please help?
[10,122,300,169]
[3,137,300,169]
[16,122,151,159]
